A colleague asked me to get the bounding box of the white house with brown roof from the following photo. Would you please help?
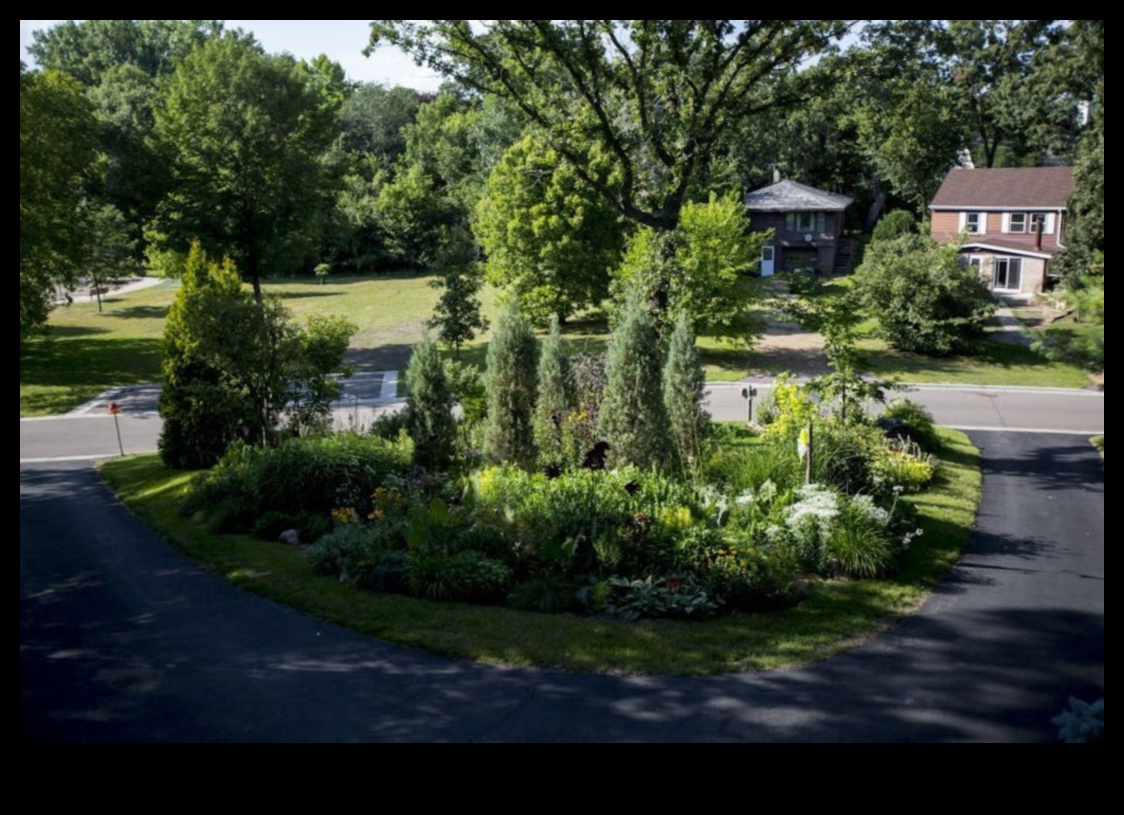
[929,167,1076,295]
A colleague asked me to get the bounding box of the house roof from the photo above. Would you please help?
[931,167,1075,210]
[744,180,853,212]
[961,238,1057,259]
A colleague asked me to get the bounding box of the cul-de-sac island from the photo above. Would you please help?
[21,20,1103,744]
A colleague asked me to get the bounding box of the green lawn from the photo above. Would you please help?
[21,274,754,415]
[20,282,176,417]
[21,271,1094,418]
[99,429,980,676]
[857,337,1093,389]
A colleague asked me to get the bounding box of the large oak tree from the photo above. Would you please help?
[370,20,851,234]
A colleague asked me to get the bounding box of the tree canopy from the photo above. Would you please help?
[370,20,852,232]
[20,68,97,339]
[152,35,340,298]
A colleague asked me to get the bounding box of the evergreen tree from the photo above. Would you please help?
[598,288,670,470]
[663,312,709,475]
[404,334,457,473]
[533,317,574,467]
[427,226,488,358]
[483,300,539,469]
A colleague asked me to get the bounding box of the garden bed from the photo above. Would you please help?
[100,429,980,676]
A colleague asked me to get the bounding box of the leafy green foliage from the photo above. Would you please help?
[872,210,917,243]
[613,193,765,338]
[404,335,457,473]
[182,432,412,534]
[871,439,938,493]
[152,36,338,297]
[605,576,722,622]
[371,21,848,235]
[882,398,941,453]
[79,204,138,313]
[664,313,709,475]
[854,235,996,355]
[483,301,539,469]
[474,134,624,324]
[427,225,488,356]
[404,550,513,605]
[534,318,574,468]
[159,243,355,469]
[598,289,670,470]
[20,68,98,339]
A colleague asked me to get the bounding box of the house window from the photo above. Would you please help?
[993,257,1023,292]
[964,213,984,235]
[1006,212,1054,235]
[786,212,826,233]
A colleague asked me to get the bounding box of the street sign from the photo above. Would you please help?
[109,402,124,456]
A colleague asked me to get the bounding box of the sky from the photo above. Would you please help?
[19,19,445,91]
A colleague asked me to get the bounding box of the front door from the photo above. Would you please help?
[761,246,776,278]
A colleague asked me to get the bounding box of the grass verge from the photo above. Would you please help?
[858,337,1091,389]
[100,430,980,676]
[1093,436,1104,461]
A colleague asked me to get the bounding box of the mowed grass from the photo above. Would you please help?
[21,270,1092,418]
[99,429,980,676]
[857,337,1093,388]
[21,273,756,415]
[20,283,177,417]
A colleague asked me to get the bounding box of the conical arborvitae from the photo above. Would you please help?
[405,334,457,473]
[534,316,574,467]
[598,287,670,470]
[663,311,710,475]
[484,300,539,469]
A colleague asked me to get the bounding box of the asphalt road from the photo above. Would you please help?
[19,381,1105,463]
[20,432,1103,742]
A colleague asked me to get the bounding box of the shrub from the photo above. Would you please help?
[183,434,412,533]
[404,550,513,604]
[308,521,408,587]
[775,486,903,580]
[703,433,804,494]
[605,575,723,622]
[598,287,671,470]
[664,311,710,475]
[760,375,818,441]
[871,210,917,243]
[509,577,581,614]
[159,243,356,469]
[881,398,941,453]
[444,359,487,425]
[404,335,457,473]
[534,317,574,467]
[825,496,897,579]
[871,439,938,493]
[484,300,539,469]
[814,421,886,495]
[854,235,996,356]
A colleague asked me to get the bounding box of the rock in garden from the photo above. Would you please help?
[279,529,302,546]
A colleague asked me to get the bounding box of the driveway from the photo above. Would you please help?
[20,432,1103,742]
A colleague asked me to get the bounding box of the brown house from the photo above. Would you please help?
[744,180,854,276]
[929,167,1076,295]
